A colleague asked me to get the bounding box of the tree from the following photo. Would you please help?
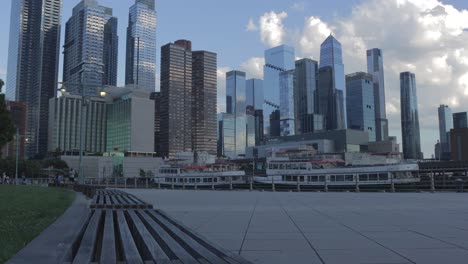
[0,79,15,154]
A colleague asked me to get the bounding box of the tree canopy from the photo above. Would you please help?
[0,79,16,154]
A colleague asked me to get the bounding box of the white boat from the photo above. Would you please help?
[255,158,420,186]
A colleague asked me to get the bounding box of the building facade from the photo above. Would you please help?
[367,48,389,141]
[160,40,193,158]
[400,72,422,159]
[450,128,468,161]
[217,113,235,158]
[263,45,295,137]
[438,105,453,160]
[6,0,62,158]
[453,112,468,129]
[294,59,322,134]
[280,70,296,136]
[125,0,157,92]
[48,94,107,154]
[192,51,217,155]
[319,35,346,129]
[246,79,264,110]
[346,72,376,142]
[150,92,161,155]
[318,66,345,131]
[226,70,247,157]
[63,0,118,96]
[1,101,27,159]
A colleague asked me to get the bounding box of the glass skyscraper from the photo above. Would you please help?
[6,0,62,158]
[192,51,218,155]
[125,0,157,92]
[63,0,118,96]
[279,70,296,136]
[226,70,247,157]
[246,79,264,110]
[438,105,453,159]
[346,72,376,142]
[319,35,346,130]
[160,40,193,158]
[367,48,389,141]
[400,72,422,159]
[294,59,322,134]
[263,45,295,137]
[453,112,468,129]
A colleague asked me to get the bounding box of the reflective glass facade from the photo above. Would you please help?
[125,0,157,92]
[6,0,62,158]
[400,72,422,159]
[226,70,247,157]
[246,79,264,110]
[319,35,346,129]
[160,40,193,158]
[438,105,453,159]
[63,0,118,96]
[367,48,389,141]
[192,51,217,155]
[346,72,376,142]
[295,59,320,134]
[280,70,295,136]
[263,45,295,137]
[217,113,235,158]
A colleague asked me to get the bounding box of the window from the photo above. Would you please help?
[359,174,368,181]
[369,174,378,181]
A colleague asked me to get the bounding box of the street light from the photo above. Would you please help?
[14,130,28,185]
[57,82,107,184]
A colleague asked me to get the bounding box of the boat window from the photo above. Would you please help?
[330,175,336,182]
[379,173,388,181]
[336,175,345,182]
[310,176,318,182]
[345,175,354,182]
[359,174,368,181]
[299,176,305,182]
[300,163,307,170]
[369,174,378,181]
[318,176,325,182]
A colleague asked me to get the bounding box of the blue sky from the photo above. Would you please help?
[1,0,468,158]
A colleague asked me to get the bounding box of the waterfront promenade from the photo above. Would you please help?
[126,190,468,264]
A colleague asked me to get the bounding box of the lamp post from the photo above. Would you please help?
[57,82,107,184]
[14,129,28,185]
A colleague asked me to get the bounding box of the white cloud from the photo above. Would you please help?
[240,57,265,79]
[259,11,288,47]
[245,18,258,32]
[248,0,468,157]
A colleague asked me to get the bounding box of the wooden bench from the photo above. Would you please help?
[60,190,251,263]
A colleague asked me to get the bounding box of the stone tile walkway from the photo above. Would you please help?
[126,190,468,264]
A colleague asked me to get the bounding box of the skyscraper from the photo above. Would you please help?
[150,92,161,155]
[263,45,295,137]
[453,112,468,129]
[160,40,193,158]
[400,72,422,159]
[226,70,247,157]
[319,35,346,129]
[367,48,389,141]
[438,105,453,160]
[294,58,322,134]
[125,0,157,92]
[280,70,296,136]
[346,72,376,142]
[246,79,264,110]
[63,0,118,96]
[192,51,217,155]
[318,66,344,131]
[6,0,62,158]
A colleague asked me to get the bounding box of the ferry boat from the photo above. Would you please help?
[255,158,420,187]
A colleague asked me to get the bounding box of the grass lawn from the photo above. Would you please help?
[0,185,75,263]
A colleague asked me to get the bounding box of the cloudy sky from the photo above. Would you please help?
[1,0,467,157]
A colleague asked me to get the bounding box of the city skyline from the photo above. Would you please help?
[1,0,468,157]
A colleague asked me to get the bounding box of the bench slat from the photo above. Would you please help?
[138,210,198,263]
[117,210,144,264]
[73,210,102,264]
[100,210,117,263]
[147,210,228,264]
[127,210,172,264]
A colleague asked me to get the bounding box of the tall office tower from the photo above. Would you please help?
[295,58,323,134]
[453,112,468,129]
[217,113,235,158]
[160,40,193,158]
[192,51,217,155]
[318,67,344,130]
[226,71,247,157]
[63,0,118,96]
[6,0,62,158]
[367,48,389,141]
[246,79,264,110]
[246,107,256,148]
[263,45,295,137]
[150,92,161,155]
[125,0,157,92]
[254,110,264,145]
[400,72,422,159]
[280,70,296,136]
[438,105,453,160]
[319,35,346,129]
[346,72,376,142]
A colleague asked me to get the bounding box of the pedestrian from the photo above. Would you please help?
[1,173,5,184]
[69,168,75,183]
